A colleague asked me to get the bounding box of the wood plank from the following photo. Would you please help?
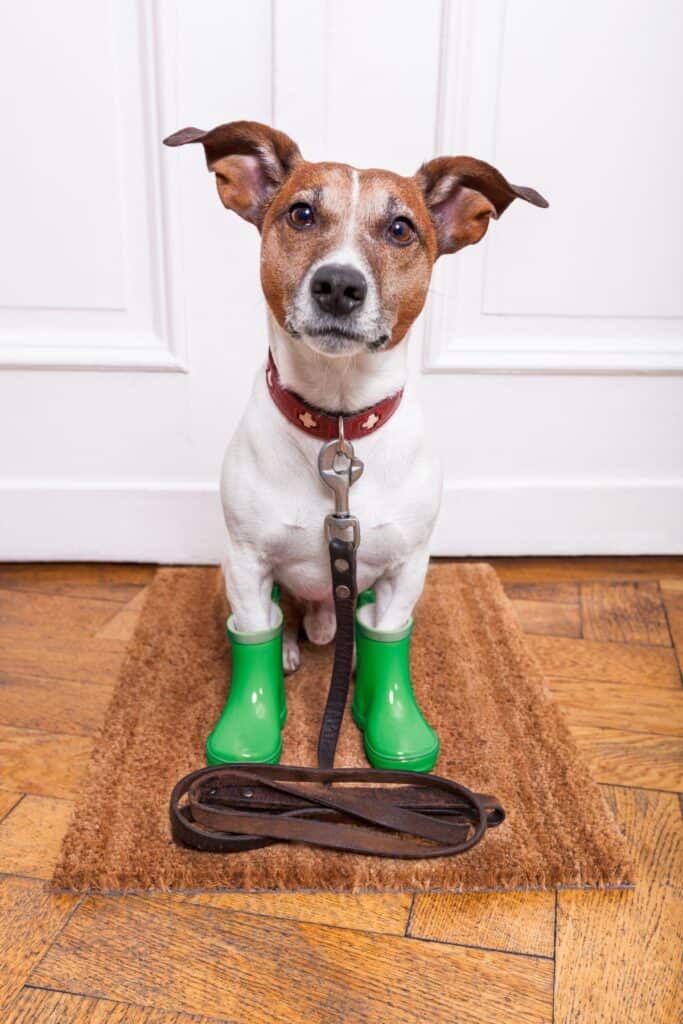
[571,725,683,792]
[503,582,579,603]
[581,582,671,646]
[0,790,23,823]
[0,588,121,637]
[0,725,92,799]
[557,885,681,1023]
[483,556,683,583]
[0,672,113,735]
[600,785,681,885]
[0,795,75,879]
[659,578,683,593]
[0,563,155,589]
[6,989,227,1024]
[511,598,581,638]
[661,579,683,673]
[187,892,412,936]
[32,895,553,1024]
[0,636,125,686]
[408,891,555,958]
[0,581,145,603]
[555,787,682,1023]
[95,589,148,643]
[528,635,680,688]
[548,680,683,736]
[0,876,79,1015]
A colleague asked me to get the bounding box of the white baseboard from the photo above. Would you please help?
[0,482,225,564]
[1,479,681,562]
[432,480,683,556]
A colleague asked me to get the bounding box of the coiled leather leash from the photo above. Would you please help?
[170,419,505,857]
[170,764,503,858]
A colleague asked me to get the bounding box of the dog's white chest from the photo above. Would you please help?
[220,372,442,603]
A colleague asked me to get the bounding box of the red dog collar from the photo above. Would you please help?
[265,350,403,441]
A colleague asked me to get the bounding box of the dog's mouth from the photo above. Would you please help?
[288,321,390,353]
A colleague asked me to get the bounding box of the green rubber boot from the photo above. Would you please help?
[205,593,286,766]
[352,590,439,772]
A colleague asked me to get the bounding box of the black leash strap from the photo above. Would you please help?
[317,536,357,768]
[170,424,505,858]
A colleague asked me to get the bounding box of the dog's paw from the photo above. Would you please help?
[282,629,301,675]
[303,603,337,646]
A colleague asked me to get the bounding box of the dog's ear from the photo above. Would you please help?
[414,156,548,256]
[163,120,303,228]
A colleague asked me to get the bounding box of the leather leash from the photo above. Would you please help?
[170,418,505,858]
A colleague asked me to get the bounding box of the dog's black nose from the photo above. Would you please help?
[310,264,367,316]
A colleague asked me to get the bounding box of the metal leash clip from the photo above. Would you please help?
[318,416,364,548]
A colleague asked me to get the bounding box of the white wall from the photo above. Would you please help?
[1,0,681,561]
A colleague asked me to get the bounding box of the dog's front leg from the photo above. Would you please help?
[222,536,278,633]
[371,546,431,631]
[222,535,301,674]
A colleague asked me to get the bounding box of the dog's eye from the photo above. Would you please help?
[388,216,416,246]
[288,203,315,229]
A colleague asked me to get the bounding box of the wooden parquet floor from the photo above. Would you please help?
[0,558,681,1023]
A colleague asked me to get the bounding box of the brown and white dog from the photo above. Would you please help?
[165,121,547,671]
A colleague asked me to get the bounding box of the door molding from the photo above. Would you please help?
[0,0,187,373]
[420,0,683,375]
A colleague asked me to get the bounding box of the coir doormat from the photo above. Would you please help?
[53,563,632,893]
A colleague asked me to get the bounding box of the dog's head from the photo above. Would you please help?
[165,121,548,357]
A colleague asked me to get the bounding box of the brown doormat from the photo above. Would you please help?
[53,564,632,894]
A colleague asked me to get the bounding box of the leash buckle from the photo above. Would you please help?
[324,512,360,548]
[317,416,364,519]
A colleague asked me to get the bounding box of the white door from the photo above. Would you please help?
[1,0,681,561]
